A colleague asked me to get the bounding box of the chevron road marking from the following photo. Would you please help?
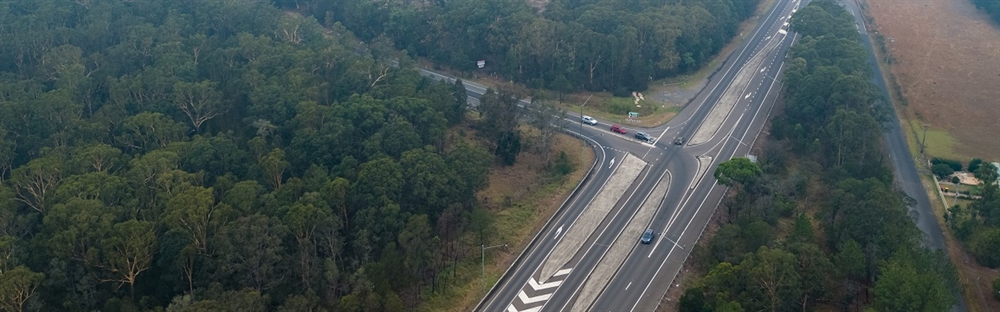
[528,277,562,291]
[518,289,552,305]
[507,305,541,312]
[506,268,573,312]
[554,268,572,277]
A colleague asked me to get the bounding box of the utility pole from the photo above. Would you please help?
[920,124,929,155]
[481,243,507,294]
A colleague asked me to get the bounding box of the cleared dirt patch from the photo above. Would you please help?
[864,0,1000,161]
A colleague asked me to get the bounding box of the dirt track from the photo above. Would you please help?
[866,0,1000,160]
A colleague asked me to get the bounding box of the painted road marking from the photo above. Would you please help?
[505,268,573,312]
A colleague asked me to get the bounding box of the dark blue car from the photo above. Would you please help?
[641,229,655,244]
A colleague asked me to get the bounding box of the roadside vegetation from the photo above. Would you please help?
[279,0,758,95]
[674,1,959,311]
[0,0,593,311]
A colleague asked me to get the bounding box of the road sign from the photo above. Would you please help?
[628,112,639,117]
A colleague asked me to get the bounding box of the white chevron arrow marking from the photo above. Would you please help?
[554,268,572,277]
[527,277,562,291]
[518,289,552,305]
[507,304,542,312]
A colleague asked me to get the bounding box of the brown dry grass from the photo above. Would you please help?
[864,0,1000,161]
[426,129,596,312]
[862,1,1000,311]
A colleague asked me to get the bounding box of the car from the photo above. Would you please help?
[610,124,627,134]
[634,131,652,142]
[673,137,685,145]
[641,229,655,244]
[582,115,598,125]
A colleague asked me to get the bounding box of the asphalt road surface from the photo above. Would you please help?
[422,0,802,310]
[841,1,965,311]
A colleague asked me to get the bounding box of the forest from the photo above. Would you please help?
[277,0,759,95]
[0,0,557,310]
[681,1,961,311]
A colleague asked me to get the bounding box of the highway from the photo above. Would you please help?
[422,0,801,311]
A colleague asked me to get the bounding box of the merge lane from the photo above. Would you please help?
[590,0,799,310]
[478,112,621,312]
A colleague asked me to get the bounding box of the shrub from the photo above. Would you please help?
[932,163,954,180]
[951,176,960,184]
[968,158,983,173]
[970,227,1000,268]
[931,157,962,172]
[551,151,574,176]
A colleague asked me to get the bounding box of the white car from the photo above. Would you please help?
[582,115,598,125]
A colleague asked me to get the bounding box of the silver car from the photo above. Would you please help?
[582,115,598,125]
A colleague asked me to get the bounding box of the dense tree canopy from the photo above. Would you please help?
[0,0,517,310]
[686,1,958,311]
[283,0,759,94]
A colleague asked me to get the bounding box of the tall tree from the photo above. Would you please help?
[0,266,44,312]
[872,251,953,312]
[741,246,801,312]
[449,79,468,125]
[9,154,65,213]
[100,219,156,292]
[212,214,287,291]
[528,100,566,168]
[260,148,290,190]
[173,81,226,132]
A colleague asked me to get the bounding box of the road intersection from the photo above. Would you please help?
[421,1,802,310]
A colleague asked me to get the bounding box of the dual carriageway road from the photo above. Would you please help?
[424,0,803,310]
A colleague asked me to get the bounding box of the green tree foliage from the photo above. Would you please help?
[967,158,983,172]
[289,0,758,92]
[0,0,573,309]
[932,163,955,179]
[872,249,955,312]
[968,227,1000,268]
[0,266,44,312]
[449,79,469,125]
[931,157,963,172]
[741,247,801,312]
[688,1,959,311]
[714,158,763,187]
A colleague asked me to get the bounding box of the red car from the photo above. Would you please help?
[610,124,627,134]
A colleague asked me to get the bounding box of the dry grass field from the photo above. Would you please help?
[863,1,1000,311]
[865,0,1000,161]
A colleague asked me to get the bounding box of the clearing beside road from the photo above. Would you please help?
[862,0,1000,311]
[864,0,1000,161]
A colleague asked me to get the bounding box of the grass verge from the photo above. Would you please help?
[415,131,596,312]
[559,94,682,128]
